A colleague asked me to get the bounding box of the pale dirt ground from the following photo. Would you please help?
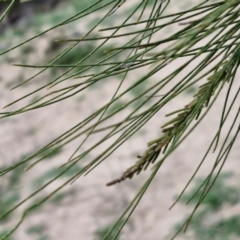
[0,1,239,240]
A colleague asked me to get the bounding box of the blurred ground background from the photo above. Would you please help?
[0,0,239,240]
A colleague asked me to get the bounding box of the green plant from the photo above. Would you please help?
[0,155,27,223]
[172,173,240,240]
[0,230,13,240]
[179,173,238,208]
[26,224,45,235]
[26,224,49,240]
[95,221,124,240]
[0,0,239,239]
